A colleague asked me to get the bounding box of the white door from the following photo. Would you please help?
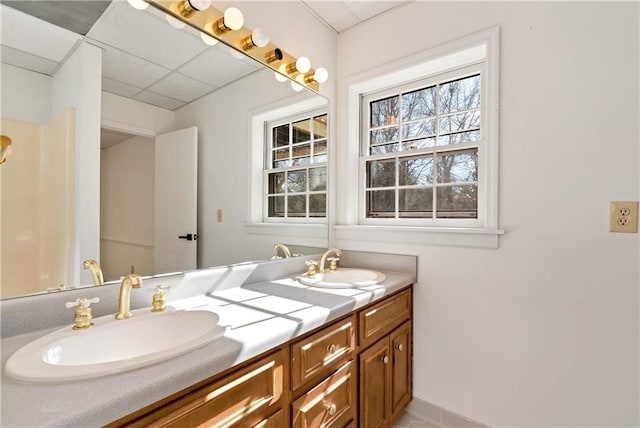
[154,127,198,274]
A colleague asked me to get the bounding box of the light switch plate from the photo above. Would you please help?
[609,201,638,233]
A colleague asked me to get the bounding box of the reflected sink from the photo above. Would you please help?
[5,309,226,383]
[298,268,386,288]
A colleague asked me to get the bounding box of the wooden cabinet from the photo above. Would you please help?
[109,286,412,428]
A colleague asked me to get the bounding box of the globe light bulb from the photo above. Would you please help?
[189,0,210,11]
[200,31,218,46]
[223,7,244,31]
[251,28,269,48]
[274,72,288,82]
[291,81,304,92]
[296,56,311,73]
[313,67,328,83]
[126,0,149,10]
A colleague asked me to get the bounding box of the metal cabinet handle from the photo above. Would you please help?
[381,355,389,364]
[326,403,337,416]
[327,344,337,354]
[396,344,404,352]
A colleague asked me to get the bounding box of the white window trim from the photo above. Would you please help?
[246,93,329,246]
[337,26,504,250]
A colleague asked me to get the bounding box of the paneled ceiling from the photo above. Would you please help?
[1,0,410,112]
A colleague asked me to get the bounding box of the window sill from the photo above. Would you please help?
[245,223,328,247]
[334,225,504,250]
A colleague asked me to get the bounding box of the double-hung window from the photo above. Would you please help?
[362,66,482,225]
[265,110,328,222]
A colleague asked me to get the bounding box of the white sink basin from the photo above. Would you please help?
[5,309,226,383]
[298,268,386,288]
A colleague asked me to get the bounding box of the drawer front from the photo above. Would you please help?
[292,361,356,428]
[253,409,284,428]
[291,315,356,390]
[144,351,284,428]
[359,289,411,347]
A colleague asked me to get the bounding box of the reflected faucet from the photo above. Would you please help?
[318,248,342,273]
[115,274,142,320]
[273,243,292,259]
[83,259,104,286]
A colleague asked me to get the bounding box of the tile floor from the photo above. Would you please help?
[393,410,437,428]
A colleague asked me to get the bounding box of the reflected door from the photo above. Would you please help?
[154,127,198,274]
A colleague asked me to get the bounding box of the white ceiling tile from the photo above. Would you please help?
[101,46,171,88]
[179,45,260,88]
[302,1,359,33]
[86,1,207,70]
[343,1,407,21]
[148,72,216,103]
[102,77,142,98]
[134,90,185,111]
[0,4,81,62]
[0,45,59,75]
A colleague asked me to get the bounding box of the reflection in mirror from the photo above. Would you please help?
[0,1,328,299]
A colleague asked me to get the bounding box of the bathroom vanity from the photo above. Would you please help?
[0,253,415,427]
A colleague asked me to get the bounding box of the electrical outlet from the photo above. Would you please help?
[609,201,638,233]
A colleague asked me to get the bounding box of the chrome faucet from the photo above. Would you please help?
[318,248,342,273]
[273,243,292,258]
[83,259,104,286]
[115,274,142,320]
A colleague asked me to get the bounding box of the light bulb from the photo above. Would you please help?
[274,71,288,82]
[251,28,269,48]
[200,31,218,46]
[313,67,328,83]
[189,0,210,11]
[291,81,304,92]
[166,14,186,29]
[223,7,244,31]
[296,56,311,73]
[126,0,149,10]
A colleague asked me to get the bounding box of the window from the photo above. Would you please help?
[337,27,502,249]
[362,69,481,223]
[265,110,327,222]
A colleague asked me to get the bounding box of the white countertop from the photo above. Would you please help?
[1,271,413,427]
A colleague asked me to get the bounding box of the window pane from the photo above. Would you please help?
[292,119,311,144]
[439,110,480,134]
[402,119,436,140]
[436,184,477,218]
[268,172,285,194]
[439,74,481,114]
[402,86,435,121]
[399,156,433,186]
[437,150,478,183]
[313,140,327,160]
[399,188,433,217]
[287,170,307,193]
[401,138,436,150]
[437,130,480,146]
[287,195,306,217]
[273,160,291,168]
[366,190,395,217]
[292,143,311,165]
[370,142,400,155]
[309,167,327,191]
[314,115,327,139]
[313,153,328,163]
[370,95,400,127]
[309,194,326,217]
[273,124,289,148]
[370,127,399,145]
[268,195,284,217]
[367,159,396,188]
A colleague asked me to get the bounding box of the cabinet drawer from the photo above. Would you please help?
[359,289,411,348]
[140,351,284,428]
[291,315,355,390]
[292,361,356,428]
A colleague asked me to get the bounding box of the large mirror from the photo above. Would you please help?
[0,0,328,299]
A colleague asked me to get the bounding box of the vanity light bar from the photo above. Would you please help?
[144,0,326,92]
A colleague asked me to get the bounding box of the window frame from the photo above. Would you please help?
[336,26,503,249]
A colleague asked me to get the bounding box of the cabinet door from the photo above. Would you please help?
[253,409,284,428]
[390,321,412,419]
[359,338,391,428]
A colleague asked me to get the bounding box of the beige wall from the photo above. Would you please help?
[1,109,75,297]
[100,135,154,281]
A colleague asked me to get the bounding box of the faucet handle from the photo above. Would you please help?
[305,260,318,276]
[326,257,339,271]
[151,285,170,313]
[66,297,99,330]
